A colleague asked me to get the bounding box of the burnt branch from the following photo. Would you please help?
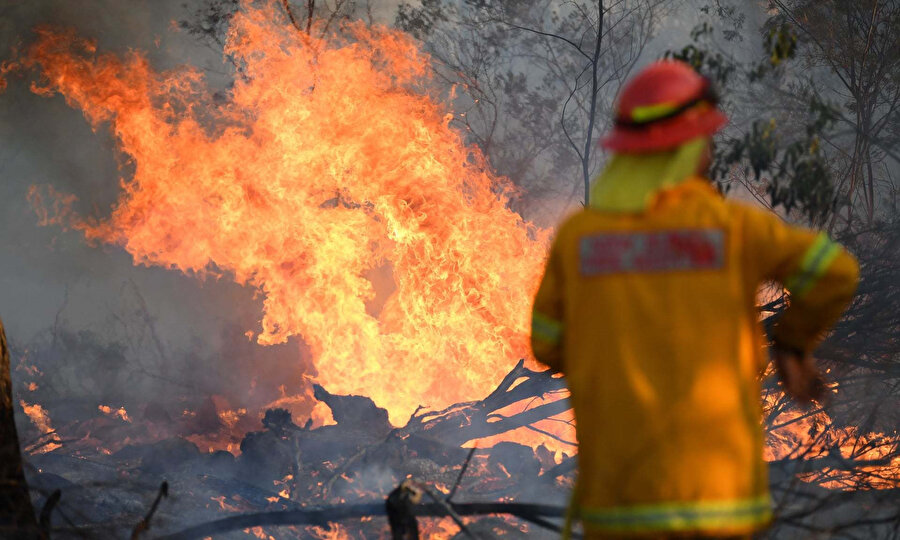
[38,489,60,537]
[130,481,168,539]
[417,482,480,540]
[446,446,477,502]
[281,0,302,32]
[405,359,569,446]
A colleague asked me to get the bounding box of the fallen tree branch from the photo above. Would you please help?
[446,398,572,446]
[322,361,570,494]
[156,502,570,540]
[407,360,570,446]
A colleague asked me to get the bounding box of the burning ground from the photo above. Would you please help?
[1,0,900,538]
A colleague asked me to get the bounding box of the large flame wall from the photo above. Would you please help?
[18,2,549,423]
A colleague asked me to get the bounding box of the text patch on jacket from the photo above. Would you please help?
[579,228,726,276]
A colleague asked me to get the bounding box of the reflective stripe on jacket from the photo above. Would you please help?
[531,177,859,537]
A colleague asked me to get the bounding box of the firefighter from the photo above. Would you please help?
[530,60,859,539]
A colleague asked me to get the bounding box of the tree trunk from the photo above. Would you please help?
[581,0,604,207]
[0,318,40,538]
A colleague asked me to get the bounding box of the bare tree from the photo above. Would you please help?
[398,0,666,210]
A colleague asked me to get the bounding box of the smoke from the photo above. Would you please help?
[1,1,243,341]
[0,1,324,438]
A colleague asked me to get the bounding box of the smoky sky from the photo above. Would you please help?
[0,0,272,350]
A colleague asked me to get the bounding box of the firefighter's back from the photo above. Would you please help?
[554,177,771,535]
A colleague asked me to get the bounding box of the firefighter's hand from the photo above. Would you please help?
[773,345,826,406]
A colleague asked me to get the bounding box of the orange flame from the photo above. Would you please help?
[218,407,248,429]
[20,400,61,453]
[764,384,900,489]
[20,400,54,433]
[308,523,352,540]
[246,526,275,540]
[19,1,549,426]
[98,404,132,422]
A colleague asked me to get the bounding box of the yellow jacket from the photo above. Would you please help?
[531,177,858,537]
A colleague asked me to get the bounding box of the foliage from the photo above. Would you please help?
[766,0,900,228]
[668,14,837,224]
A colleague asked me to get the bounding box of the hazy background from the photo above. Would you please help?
[0,0,769,417]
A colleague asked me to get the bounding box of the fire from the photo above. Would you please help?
[98,404,132,422]
[210,495,242,513]
[19,400,62,453]
[20,400,53,433]
[417,518,459,539]
[764,383,900,489]
[309,523,353,540]
[246,526,275,539]
[16,0,549,426]
[217,407,247,429]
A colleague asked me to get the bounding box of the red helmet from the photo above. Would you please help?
[601,60,727,153]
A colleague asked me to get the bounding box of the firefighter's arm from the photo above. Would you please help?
[531,239,565,373]
[773,234,859,354]
[744,207,860,353]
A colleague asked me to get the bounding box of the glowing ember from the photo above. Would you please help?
[274,474,293,499]
[218,407,247,429]
[210,495,242,513]
[98,404,132,422]
[309,523,352,540]
[246,526,274,539]
[17,0,549,426]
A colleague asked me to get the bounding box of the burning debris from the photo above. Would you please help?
[5,337,899,538]
[12,358,573,539]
